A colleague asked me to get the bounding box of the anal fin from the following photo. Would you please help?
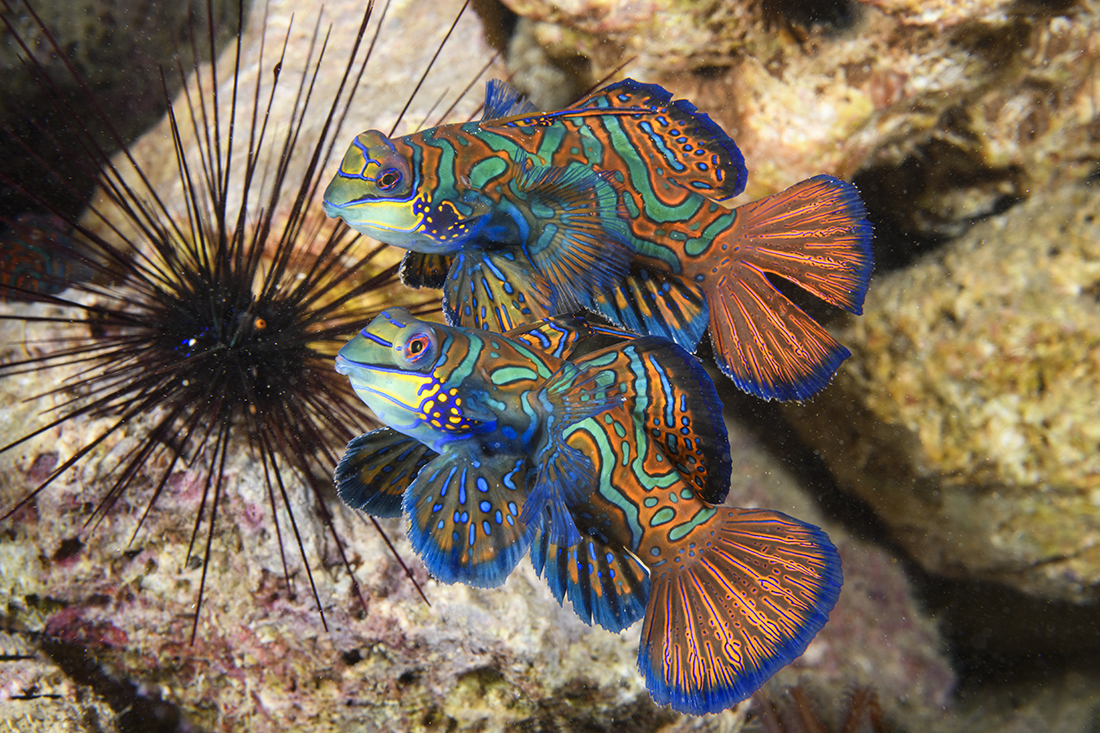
[592,268,710,353]
[531,527,651,633]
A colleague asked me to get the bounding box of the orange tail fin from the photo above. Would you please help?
[639,508,842,715]
[706,175,873,400]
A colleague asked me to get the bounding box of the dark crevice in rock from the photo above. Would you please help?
[1,0,248,243]
[760,0,861,34]
[919,574,1100,692]
[853,122,1027,272]
[51,536,84,563]
[949,18,1032,71]
[39,635,205,733]
[471,0,520,54]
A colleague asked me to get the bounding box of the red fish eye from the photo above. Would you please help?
[404,334,432,362]
[377,168,402,191]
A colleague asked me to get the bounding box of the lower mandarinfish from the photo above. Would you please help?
[334,307,842,715]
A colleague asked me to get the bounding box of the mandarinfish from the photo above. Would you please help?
[323,79,873,401]
[333,307,842,715]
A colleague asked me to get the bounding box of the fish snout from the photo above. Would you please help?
[322,177,355,216]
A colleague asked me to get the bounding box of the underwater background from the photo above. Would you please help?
[1,0,1098,730]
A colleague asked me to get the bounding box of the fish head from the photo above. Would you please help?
[335,307,494,446]
[323,130,486,253]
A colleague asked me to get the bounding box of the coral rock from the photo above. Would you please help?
[784,179,1100,604]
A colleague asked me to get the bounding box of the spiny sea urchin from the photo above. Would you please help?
[0,0,492,640]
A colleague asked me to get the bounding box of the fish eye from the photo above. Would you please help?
[403,332,434,364]
[377,168,402,191]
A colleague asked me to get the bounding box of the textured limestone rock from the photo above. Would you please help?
[500,0,1100,244]
[783,179,1100,604]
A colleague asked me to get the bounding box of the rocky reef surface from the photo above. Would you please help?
[784,180,1100,605]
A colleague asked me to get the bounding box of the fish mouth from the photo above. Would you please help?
[342,378,423,433]
[335,355,380,392]
[321,182,424,237]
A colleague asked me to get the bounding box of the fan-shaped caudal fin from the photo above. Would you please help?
[731,175,873,314]
[638,508,842,715]
[706,175,873,400]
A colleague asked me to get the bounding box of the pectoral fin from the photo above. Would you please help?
[335,428,436,517]
[399,251,452,289]
[523,360,624,547]
[511,159,632,310]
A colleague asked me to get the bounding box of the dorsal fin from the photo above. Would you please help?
[481,79,540,120]
[485,79,748,201]
[572,79,747,200]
